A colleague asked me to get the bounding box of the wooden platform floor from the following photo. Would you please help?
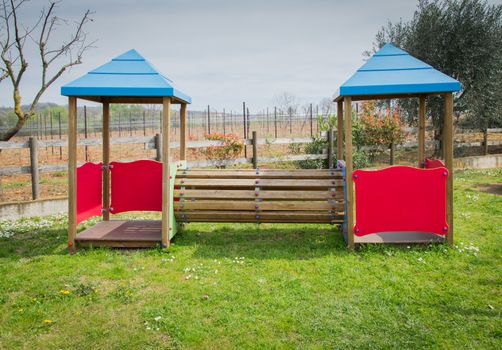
[354,231,445,244]
[76,220,162,248]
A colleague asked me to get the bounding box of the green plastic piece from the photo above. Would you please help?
[168,160,187,239]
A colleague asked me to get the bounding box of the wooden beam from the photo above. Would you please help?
[335,92,440,102]
[327,129,334,169]
[180,103,187,161]
[174,189,344,201]
[418,95,426,167]
[444,93,454,245]
[67,96,77,253]
[337,100,343,160]
[174,200,344,211]
[75,96,188,105]
[174,178,343,188]
[161,96,172,248]
[344,96,355,249]
[102,100,110,221]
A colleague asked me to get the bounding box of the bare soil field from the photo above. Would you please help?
[1,125,501,203]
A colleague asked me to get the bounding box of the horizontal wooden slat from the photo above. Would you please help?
[177,169,342,179]
[174,200,344,211]
[174,211,344,223]
[174,189,344,200]
[175,178,343,188]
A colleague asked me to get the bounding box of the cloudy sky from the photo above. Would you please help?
[0,0,438,111]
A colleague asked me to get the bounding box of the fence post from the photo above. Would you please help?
[327,129,334,169]
[155,133,162,161]
[252,131,258,168]
[84,106,89,161]
[29,136,40,200]
[207,105,211,134]
[243,102,247,158]
[274,106,278,138]
[58,112,62,159]
[310,103,313,137]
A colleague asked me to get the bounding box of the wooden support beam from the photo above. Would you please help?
[327,129,334,169]
[180,103,187,161]
[161,97,172,248]
[418,95,426,167]
[29,137,40,200]
[252,131,258,168]
[337,100,343,160]
[444,93,454,245]
[102,100,110,221]
[67,96,77,253]
[344,97,355,249]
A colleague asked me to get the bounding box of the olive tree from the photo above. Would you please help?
[368,0,502,155]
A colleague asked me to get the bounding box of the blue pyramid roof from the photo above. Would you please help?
[336,43,461,99]
[61,49,191,103]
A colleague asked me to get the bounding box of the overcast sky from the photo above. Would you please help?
[0,0,440,111]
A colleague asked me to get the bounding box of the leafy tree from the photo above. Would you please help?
[368,0,502,155]
[0,0,94,141]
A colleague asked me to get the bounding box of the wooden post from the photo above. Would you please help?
[161,97,172,248]
[418,95,426,167]
[344,97,355,249]
[102,101,110,221]
[243,102,247,158]
[309,103,313,137]
[84,105,89,161]
[252,131,258,168]
[180,103,187,161]
[482,129,488,155]
[337,100,344,160]
[274,106,278,138]
[29,137,40,200]
[444,93,454,245]
[68,96,77,253]
[207,104,211,134]
[327,129,334,169]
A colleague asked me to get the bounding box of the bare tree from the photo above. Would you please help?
[272,92,298,115]
[0,0,94,141]
[318,97,334,117]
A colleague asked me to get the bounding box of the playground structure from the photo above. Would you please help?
[62,44,460,251]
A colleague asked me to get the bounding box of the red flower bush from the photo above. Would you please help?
[202,133,244,162]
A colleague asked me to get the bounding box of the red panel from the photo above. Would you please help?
[353,166,448,236]
[110,160,162,213]
[425,158,446,169]
[77,162,102,224]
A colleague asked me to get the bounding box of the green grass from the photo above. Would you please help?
[0,169,501,349]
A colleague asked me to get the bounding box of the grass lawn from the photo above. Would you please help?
[0,168,501,349]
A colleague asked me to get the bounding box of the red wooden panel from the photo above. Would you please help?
[77,162,102,224]
[110,160,162,214]
[425,158,446,169]
[353,166,448,236]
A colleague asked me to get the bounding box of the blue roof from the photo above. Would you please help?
[61,49,191,103]
[336,43,461,99]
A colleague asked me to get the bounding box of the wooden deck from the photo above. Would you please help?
[353,231,445,244]
[76,220,162,248]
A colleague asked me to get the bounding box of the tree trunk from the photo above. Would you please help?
[1,117,27,141]
[433,128,443,158]
[482,129,488,155]
[389,142,395,165]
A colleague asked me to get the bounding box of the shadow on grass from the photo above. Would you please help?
[173,223,349,260]
[0,227,68,259]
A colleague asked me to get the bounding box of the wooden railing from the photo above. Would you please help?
[0,133,334,200]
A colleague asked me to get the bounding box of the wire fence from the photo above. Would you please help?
[2,103,323,143]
